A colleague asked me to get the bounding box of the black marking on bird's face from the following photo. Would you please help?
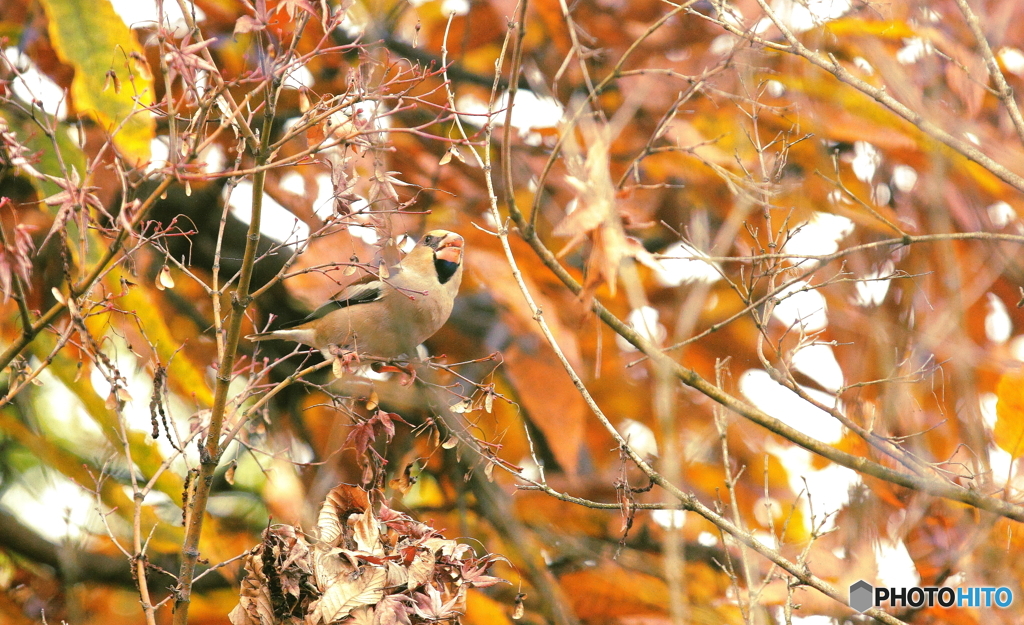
[434,258,459,284]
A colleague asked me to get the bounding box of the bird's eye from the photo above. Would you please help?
[423,235,434,245]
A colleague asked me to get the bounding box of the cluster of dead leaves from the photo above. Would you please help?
[229,484,507,625]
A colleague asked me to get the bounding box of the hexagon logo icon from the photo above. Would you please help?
[850,580,874,613]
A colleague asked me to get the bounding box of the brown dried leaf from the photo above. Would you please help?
[349,510,383,556]
[346,605,376,625]
[411,584,464,621]
[388,463,416,495]
[229,552,274,625]
[384,561,409,588]
[405,548,435,590]
[374,594,413,625]
[318,484,370,545]
[316,565,387,622]
[312,546,355,593]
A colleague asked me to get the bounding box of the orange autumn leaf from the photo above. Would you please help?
[995,369,1024,458]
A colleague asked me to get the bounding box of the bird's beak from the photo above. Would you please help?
[435,234,464,264]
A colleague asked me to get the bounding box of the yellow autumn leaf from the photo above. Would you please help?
[39,0,155,165]
[823,17,919,39]
[995,369,1024,458]
[465,589,514,625]
[111,272,216,408]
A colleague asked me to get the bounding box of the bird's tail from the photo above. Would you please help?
[246,328,315,344]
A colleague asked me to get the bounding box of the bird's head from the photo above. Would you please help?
[420,230,464,284]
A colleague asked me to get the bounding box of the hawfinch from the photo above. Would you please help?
[249,230,464,360]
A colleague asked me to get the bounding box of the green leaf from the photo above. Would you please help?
[0,110,88,198]
[38,0,154,165]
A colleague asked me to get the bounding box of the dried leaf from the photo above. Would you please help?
[450,399,472,414]
[384,561,409,588]
[234,15,265,35]
[513,593,527,619]
[316,565,386,622]
[318,484,370,545]
[346,605,376,625]
[156,265,175,291]
[348,510,383,555]
[405,548,435,589]
[373,593,413,625]
[411,584,464,621]
[389,463,416,494]
[230,552,274,625]
[345,418,378,456]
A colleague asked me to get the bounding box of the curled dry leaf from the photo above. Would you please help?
[513,592,527,619]
[156,265,175,291]
[438,146,464,166]
[228,526,311,625]
[449,399,472,414]
[388,463,417,495]
[230,484,508,625]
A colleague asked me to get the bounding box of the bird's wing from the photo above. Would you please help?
[328,273,386,306]
[284,274,385,327]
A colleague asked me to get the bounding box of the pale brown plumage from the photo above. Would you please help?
[248,230,464,359]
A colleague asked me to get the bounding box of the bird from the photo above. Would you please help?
[248,230,464,364]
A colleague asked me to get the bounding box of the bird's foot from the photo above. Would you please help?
[372,361,418,386]
[328,345,361,376]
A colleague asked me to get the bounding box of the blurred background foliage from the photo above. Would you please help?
[2,0,1024,623]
